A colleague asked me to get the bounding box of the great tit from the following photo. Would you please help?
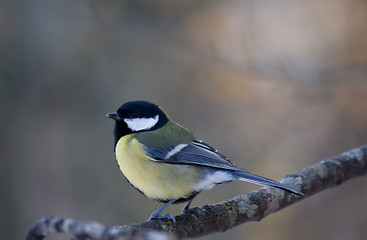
[107,100,303,222]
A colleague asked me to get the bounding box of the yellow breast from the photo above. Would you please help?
[115,135,201,200]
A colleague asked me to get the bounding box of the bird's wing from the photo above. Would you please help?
[145,139,241,171]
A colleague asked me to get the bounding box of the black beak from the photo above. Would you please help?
[106,112,122,121]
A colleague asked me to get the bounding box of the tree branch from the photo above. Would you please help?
[27,144,367,240]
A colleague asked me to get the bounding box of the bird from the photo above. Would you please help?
[106,100,303,222]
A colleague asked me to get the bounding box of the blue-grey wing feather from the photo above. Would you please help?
[147,147,172,160]
[145,140,240,171]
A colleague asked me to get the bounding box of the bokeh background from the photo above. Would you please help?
[1,1,367,239]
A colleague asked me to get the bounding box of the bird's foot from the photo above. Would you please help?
[181,206,202,215]
[180,198,193,214]
[148,213,176,224]
[181,208,189,214]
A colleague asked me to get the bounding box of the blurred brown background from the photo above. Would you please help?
[1,1,367,239]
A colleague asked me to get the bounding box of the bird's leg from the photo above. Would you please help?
[148,199,176,223]
[181,198,194,214]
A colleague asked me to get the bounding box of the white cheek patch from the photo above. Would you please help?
[165,144,188,159]
[124,114,159,132]
[194,171,234,192]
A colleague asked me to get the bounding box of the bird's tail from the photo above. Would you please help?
[233,171,303,196]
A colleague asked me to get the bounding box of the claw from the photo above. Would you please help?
[147,199,176,223]
[148,213,176,224]
[181,198,194,214]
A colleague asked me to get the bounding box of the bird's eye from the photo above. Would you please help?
[130,113,139,118]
